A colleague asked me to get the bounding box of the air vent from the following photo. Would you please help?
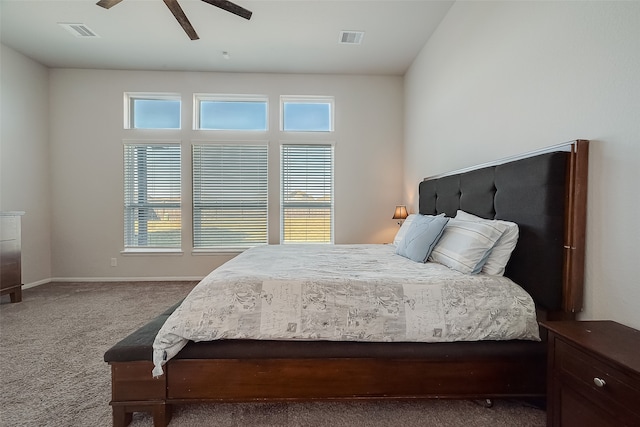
[339,31,364,45]
[58,23,100,38]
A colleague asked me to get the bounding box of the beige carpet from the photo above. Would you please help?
[0,282,546,427]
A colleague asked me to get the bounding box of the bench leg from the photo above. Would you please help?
[111,402,172,427]
[152,403,173,427]
[112,405,133,427]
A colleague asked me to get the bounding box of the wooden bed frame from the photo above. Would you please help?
[106,140,589,427]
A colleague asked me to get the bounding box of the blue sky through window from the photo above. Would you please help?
[200,101,267,130]
[132,99,180,129]
[283,103,331,132]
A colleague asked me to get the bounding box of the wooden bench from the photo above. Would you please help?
[104,301,181,427]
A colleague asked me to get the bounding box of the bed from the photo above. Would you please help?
[105,140,589,427]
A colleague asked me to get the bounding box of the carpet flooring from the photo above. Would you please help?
[0,282,546,427]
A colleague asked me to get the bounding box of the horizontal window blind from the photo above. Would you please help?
[281,144,334,243]
[193,144,268,249]
[124,143,181,248]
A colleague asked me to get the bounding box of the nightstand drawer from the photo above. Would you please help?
[555,339,640,418]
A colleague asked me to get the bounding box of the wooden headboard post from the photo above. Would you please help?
[561,139,589,317]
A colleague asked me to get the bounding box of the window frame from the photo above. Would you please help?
[124,92,182,130]
[193,93,269,131]
[280,95,335,132]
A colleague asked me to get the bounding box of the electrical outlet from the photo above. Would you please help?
[110,258,117,267]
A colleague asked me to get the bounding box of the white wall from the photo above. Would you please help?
[405,1,640,329]
[48,69,404,280]
[0,44,52,286]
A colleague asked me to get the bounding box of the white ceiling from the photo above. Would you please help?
[0,0,454,75]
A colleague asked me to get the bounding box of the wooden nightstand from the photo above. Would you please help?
[540,320,640,427]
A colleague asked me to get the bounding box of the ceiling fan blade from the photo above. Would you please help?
[201,0,252,20]
[163,0,200,40]
[96,0,124,9]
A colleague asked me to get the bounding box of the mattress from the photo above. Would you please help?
[152,244,540,376]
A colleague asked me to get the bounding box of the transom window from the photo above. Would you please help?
[194,94,268,131]
[125,93,181,129]
[281,96,334,132]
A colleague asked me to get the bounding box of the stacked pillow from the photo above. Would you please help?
[393,210,519,276]
[394,214,449,263]
[428,217,507,274]
[452,210,519,275]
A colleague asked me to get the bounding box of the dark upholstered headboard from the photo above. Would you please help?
[418,141,589,318]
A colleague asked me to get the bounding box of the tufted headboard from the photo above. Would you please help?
[418,140,589,319]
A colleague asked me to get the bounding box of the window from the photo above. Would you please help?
[124,143,181,249]
[281,96,334,132]
[195,94,268,131]
[126,93,181,129]
[192,144,268,249]
[281,144,334,243]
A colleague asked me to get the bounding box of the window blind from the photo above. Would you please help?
[281,144,334,243]
[192,144,268,249]
[124,143,181,248]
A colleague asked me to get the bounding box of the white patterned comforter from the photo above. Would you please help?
[152,244,540,376]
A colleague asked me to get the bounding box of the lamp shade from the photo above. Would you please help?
[392,205,408,220]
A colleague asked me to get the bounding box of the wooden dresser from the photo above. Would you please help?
[541,320,640,427]
[1,211,24,303]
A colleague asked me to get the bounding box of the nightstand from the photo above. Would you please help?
[540,320,640,427]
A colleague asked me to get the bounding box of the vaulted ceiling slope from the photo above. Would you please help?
[0,0,454,75]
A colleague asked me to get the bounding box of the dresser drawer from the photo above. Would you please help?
[559,383,619,427]
[555,339,640,419]
[0,212,23,302]
[0,215,19,241]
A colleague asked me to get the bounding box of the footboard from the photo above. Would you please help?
[107,326,547,427]
[109,353,545,427]
[167,356,545,401]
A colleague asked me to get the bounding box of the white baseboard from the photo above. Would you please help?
[23,278,52,290]
[24,276,203,289]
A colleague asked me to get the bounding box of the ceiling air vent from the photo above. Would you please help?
[58,23,100,38]
[339,31,364,45]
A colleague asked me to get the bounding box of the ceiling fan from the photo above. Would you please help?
[96,0,252,40]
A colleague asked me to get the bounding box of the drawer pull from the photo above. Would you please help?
[593,377,606,387]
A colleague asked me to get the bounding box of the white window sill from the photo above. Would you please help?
[191,248,246,256]
[121,248,184,256]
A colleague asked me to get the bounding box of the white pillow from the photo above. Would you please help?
[392,214,416,246]
[428,218,507,274]
[455,210,519,276]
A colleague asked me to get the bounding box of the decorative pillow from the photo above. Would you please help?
[395,214,449,263]
[455,210,519,276]
[392,214,416,246]
[428,218,507,274]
